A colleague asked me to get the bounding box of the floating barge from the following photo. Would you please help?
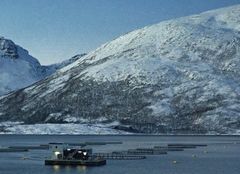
[44,143,106,166]
[45,158,106,166]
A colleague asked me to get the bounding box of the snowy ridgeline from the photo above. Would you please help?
[1,5,240,134]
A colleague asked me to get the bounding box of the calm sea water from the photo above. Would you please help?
[0,135,239,174]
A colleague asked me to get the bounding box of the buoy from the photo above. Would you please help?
[192,154,197,158]
[21,156,28,160]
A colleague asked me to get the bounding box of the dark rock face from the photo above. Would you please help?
[1,5,240,134]
[0,37,18,58]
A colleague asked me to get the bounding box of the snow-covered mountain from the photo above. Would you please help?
[1,5,240,134]
[0,37,47,96]
[0,37,85,96]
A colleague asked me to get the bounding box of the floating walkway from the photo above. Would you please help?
[167,143,207,149]
[93,153,146,160]
[0,148,28,152]
[0,145,49,152]
[111,148,168,156]
[127,148,168,155]
[154,146,184,151]
[9,145,49,150]
[168,143,207,147]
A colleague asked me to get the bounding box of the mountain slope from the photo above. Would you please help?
[0,37,85,96]
[1,5,240,134]
[42,54,87,76]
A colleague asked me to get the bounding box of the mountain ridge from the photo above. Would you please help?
[1,5,240,134]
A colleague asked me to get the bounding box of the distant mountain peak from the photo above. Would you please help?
[0,36,85,96]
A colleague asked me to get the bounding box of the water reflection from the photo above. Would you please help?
[52,165,87,173]
[77,166,87,172]
[53,165,60,172]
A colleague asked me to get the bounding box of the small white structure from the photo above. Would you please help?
[49,143,66,160]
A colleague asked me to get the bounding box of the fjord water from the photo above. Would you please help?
[0,135,239,174]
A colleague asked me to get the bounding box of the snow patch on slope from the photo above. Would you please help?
[0,122,126,135]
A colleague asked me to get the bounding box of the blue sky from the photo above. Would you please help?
[0,0,239,65]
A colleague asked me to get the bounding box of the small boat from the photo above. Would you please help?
[45,143,106,166]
